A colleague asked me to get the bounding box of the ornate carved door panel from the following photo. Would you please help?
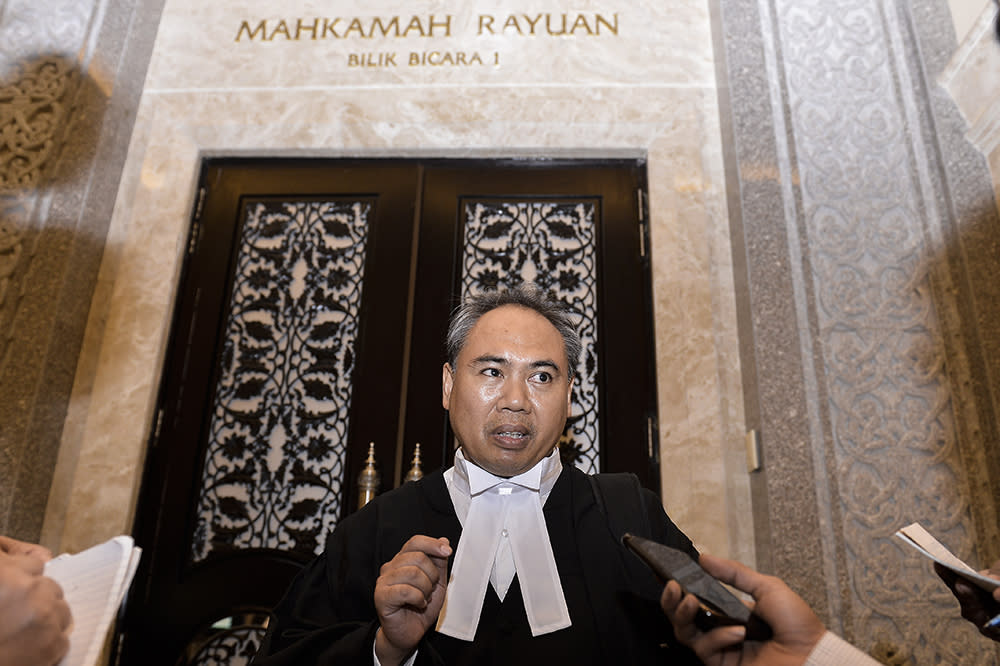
[118,160,420,666]
[117,158,657,666]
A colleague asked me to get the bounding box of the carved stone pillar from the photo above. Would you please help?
[714,0,1000,662]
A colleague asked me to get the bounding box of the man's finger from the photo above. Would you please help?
[660,579,683,614]
[698,552,790,615]
[698,552,759,595]
[56,595,73,632]
[3,552,45,576]
[378,582,434,611]
[382,550,442,580]
[389,536,451,589]
[689,624,747,660]
[379,562,439,599]
[662,585,702,643]
[431,544,449,582]
[0,536,53,563]
[397,535,452,560]
[34,579,74,641]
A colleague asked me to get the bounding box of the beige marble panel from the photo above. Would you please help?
[646,88,750,563]
[949,0,990,43]
[146,0,714,91]
[940,3,1000,153]
[49,1,752,565]
[46,95,201,553]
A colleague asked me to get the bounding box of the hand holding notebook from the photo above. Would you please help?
[0,537,73,665]
[896,522,1000,639]
[895,522,1000,592]
[44,536,142,666]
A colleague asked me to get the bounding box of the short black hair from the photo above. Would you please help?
[445,285,582,378]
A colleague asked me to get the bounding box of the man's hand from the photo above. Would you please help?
[935,560,1000,641]
[661,553,825,666]
[0,545,73,665]
[374,535,452,666]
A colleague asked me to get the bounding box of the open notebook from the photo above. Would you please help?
[44,536,142,666]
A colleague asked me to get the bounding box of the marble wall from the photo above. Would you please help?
[4,0,1000,663]
[38,0,755,568]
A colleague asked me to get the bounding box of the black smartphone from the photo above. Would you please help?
[622,533,773,641]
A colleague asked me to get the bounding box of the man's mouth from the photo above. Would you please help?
[491,425,532,447]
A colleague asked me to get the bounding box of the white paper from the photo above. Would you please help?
[44,536,143,666]
[895,522,1000,592]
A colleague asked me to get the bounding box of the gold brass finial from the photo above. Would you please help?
[357,442,380,508]
[405,443,424,483]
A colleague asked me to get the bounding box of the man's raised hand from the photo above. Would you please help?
[374,535,452,666]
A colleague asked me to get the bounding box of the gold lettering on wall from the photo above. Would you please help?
[235,13,619,42]
[234,10,617,73]
[476,13,618,36]
[236,15,455,41]
[295,18,319,40]
[408,51,486,66]
[346,51,497,67]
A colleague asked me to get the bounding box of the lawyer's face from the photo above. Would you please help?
[442,304,573,478]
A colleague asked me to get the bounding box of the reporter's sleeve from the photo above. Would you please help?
[805,631,880,666]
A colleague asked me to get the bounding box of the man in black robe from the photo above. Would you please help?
[254,286,701,665]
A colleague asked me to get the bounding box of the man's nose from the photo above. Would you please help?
[499,378,529,411]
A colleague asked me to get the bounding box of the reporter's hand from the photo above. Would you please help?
[935,560,1000,641]
[373,535,451,666]
[661,553,825,666]
[0,535,53,565]
[0,548,72,666]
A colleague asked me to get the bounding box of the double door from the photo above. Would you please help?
[117,158,660,665]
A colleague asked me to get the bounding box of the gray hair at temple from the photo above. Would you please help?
[446,285,582,380]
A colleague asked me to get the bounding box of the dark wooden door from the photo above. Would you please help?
[116,158,658,666]
[117,160,421,666]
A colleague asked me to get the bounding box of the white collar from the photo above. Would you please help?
[447,446,563,508]
[437,448,571,640]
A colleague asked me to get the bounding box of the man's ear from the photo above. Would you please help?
[566,376,574,411]
[442,363,454,410]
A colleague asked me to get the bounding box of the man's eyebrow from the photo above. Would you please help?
[468,356,562,373]
[470,355,509,366]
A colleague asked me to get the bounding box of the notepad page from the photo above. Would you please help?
[896,522,1000,592]
[44,536,142,666]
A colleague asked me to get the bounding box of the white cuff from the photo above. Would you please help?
[805,631,879,666]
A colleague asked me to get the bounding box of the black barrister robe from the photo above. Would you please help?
[253,465,702,665]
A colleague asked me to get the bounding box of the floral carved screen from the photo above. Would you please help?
[459,199,600,473]
[186,618,268,666]
[189,626,262,666]
[190,198,371,563]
